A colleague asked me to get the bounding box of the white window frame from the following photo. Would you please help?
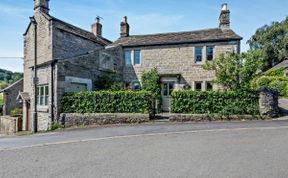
[133,50,141,65]
[37,85,49,106]
[100,52,112,70]
[195,47,203,64]
[206,46,214,61]
[125,50,132,66]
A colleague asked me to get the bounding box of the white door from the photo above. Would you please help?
[161,81,175,112]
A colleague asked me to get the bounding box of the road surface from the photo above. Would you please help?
[1,121,288,178]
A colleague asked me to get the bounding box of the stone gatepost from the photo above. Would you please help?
[259,88,279,118]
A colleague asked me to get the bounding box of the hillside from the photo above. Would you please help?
[0,68,23,89]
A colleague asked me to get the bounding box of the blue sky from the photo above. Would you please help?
[0,0,287,72]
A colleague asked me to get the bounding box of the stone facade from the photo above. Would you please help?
[22,0,110,131]
[1,79,23,115]
[122,41,239,90]
[0,116,21,135]
[22,1,243,130]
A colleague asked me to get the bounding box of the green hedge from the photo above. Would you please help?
[251,76,288,96]
[61,91,153,114]
[171,90,259,115]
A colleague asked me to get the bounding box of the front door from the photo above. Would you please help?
[161,81,175,112]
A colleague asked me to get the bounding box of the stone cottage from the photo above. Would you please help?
[21,0,242,131]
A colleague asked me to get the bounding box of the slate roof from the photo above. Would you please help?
[0,78,23,93]
[269,60,288,70]
[24,12,112,46]
[108,28,242,48]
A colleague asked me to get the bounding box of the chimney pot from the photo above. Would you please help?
[92,17,102,37]
[120,16,129,37]
[219,3,230,29]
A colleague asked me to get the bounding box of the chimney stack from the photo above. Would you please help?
[34,0,49,14]
[120,16,129,37]
[219,3,230,30]
[92,16,102,37]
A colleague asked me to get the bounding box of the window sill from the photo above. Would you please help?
[37,106,49,112]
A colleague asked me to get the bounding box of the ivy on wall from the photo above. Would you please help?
[141,68,162,113]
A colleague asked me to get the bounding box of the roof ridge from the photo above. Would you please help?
[128,28,222,37]
[0,78,23,92]
[42,12,112,45]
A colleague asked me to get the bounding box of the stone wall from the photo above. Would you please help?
[122,41,239,90]
[168,114,265,122]
[259,88,279,118]
[2,79,23,115]
[61,113,149,128]
[55,47,123,120]
[52,20,103,60]
[0,116,20,135]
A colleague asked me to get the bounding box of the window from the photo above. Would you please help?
[100,53,112,70]
[206,47,214,61]
[132,82,141,91]
[125,50,132,65]
[206,82,213,91]
[162,82,175,97]
[195,82,202,91]
[195,47,203,63]
[134,50,141,65]
[37,85,49,106]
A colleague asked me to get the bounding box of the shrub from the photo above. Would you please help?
[251,76,288,96]
[171,90,259,115]
[50,123,64,131]
[61,91,153,114]
[141,68,161,113]
[11,108,23,117]
[95,73,124,91]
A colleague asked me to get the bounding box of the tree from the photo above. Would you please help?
[203,50,263,90]
[247,17,288,70]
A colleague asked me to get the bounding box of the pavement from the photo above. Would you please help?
[1,120,288,178]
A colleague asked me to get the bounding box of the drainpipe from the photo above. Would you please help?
[30,17,38,133]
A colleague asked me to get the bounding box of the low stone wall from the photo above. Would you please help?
[0,116,19,135]
[60,113,150,128]
[168,114,267,122]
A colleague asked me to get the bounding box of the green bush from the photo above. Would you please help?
[171,90,259,115]
[61,91,153,114]
[141,68,161,113]
[251,76,288,96]
[266,67,287,76]
[50,123,64,131]
[11,108,23,117]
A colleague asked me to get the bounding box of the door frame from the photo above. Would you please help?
[161,78,177,112]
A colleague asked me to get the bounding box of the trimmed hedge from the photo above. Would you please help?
[171,90,259,115]
[61,91,153,114]
[251,76,288,96]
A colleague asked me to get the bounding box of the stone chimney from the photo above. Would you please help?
[219,3,230,29]
[120,16,129,37]
[91,17,102,37]
[34,0,50,14]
